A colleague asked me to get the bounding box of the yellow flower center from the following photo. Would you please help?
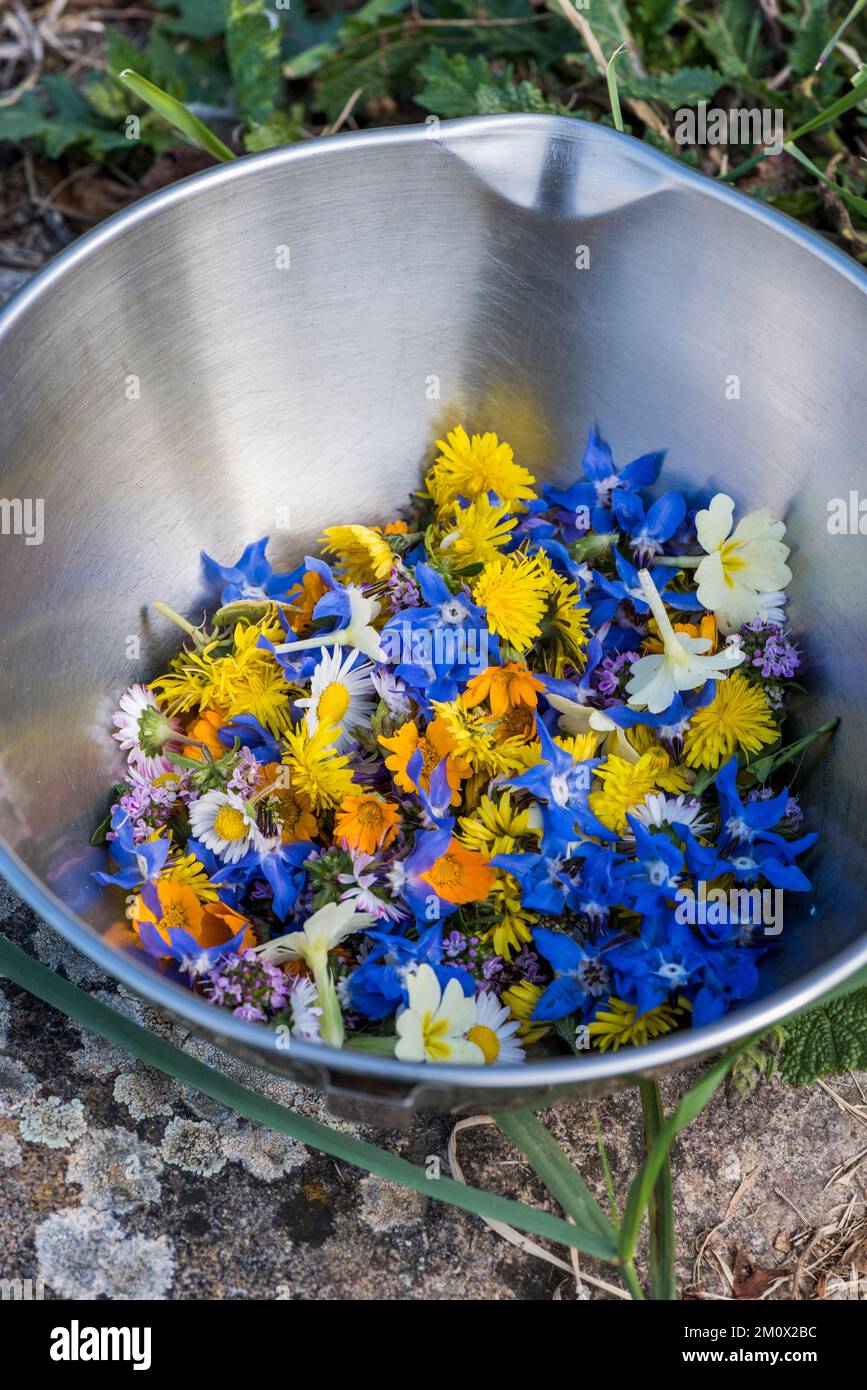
[161,901,191,931]
[356,799,385,828]
[423,1013,451,1062]
[213,806,249,842]
[428,853,463,891]
[467,1024,500,1064]
[419,737,439,779]
[719,537,746,579]
[317,681,351,727]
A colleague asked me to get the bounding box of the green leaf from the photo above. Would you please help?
[117,70,236,161]
[243,105,305,152]
[789,70,867,141]
[0,77,133,160]
[619,1033,762,1261]
[415,49,495,118]
[780,986,867,1084]
[690,0,763,80]
[152,0,230,40]
[638,1081,676,1300]
[620,65,724,106]
[494,1108,619,1254]
[0,932,615,1261]
[415,47,565,120]
[227,0,283,125]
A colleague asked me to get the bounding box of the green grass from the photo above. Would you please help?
[2,1,867,258]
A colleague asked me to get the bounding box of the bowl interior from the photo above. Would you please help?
[1,116,866,1094]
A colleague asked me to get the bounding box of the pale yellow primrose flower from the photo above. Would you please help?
[626,569,743,715]
[694,493,792,633]
[394,963,484,1065]
[275,586,386,663]
[545,689,639,763]
[257,901,374,1048]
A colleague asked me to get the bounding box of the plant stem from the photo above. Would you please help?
[652,554,702,568]
[153,600,200,641]
[592,1107,621,1227]
[639,1080,677,1300]
[620,1259,646,1300]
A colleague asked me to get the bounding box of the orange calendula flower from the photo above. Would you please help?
[335,792,401,854]
[258,763,320,842]
[379,717,470,805]
[184,706,228,759]
[384,520,408,535]
[420,839,495,905]
[284,569,328,637]
[131,880,255,955]
[644,612,718,654]
[463,662,544,717]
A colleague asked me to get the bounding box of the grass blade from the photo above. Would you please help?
[494,1107,619,1250]
[606,43,627,134]
[638,1080,676,1300]
[784,141,867,218]
[815,0,867,69]
[0,932,615,1261]
[619,1037,762,1262]
[118,69,236,163]
[788,71,867,141]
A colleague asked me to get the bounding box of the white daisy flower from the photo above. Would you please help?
[287,976,322,1042]
[395,964,483,1065]
[694,493,792,633]
[188,789,266,865]
[467,990,526,1065]
[112,684,182,778]
[295,646,377,751]
[630,792,712,839]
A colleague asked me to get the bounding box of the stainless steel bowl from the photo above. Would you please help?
[2,114,866,1123]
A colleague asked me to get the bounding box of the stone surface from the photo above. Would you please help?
[1,879,866,1301]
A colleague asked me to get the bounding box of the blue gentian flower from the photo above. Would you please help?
[504,714,600,853]
[589,549,700,625]
[137,921,248,977]
[347,924,474,1021]
[92,809,169,889]
[543,425,666,534]
[530,925,614,1020]
[611,489,686,566]
[202,537,300,605]
[212,840,314,921]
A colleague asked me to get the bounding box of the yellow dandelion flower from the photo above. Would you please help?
[534,553,591,676]
[282,723,357,812]
[457,791,540,857]
[162,852,220,903]
[472,552,548,652]
[321,524,395,584]
[501,979,552,1045]
[683,671,778,771]
[431,698,534,777]
[486,871,536,960]
[589,748,683,834]
[588,996,688,1051]
[426,425,536,513]
[151,641,222,716]
[554,731,600,762]
[436,494,517,568]
[210,636,293,735]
